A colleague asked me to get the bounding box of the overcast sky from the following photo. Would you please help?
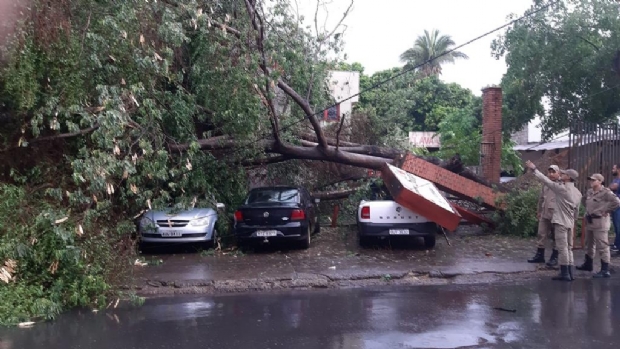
[295,0,534,95]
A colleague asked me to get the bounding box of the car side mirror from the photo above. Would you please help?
[216,203,226,210]
[314,198,320,204]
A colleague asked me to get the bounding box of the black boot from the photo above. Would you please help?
[552,265,572,281]
[546,249,559,268]
[528,248,545,263]
[568,265,575,281]
[576,255,593,271]
[593,261,611,278]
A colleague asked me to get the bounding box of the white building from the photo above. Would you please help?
[322,70,360,126]
[511,116,570,152]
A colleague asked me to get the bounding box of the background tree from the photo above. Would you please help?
[400,29,469,77]
[492,0,620,137]
[354,70,481,142]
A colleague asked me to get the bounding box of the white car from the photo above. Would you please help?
[356,199,439,248]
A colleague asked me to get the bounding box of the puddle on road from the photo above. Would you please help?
[362,301,521,349]
[364,322,520,349]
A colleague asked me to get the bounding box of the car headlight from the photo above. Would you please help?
[190,217,210,226]
[139,216,157,232]
[140,216,153,227]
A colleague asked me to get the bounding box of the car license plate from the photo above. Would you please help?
[256,230,278,237]
[161,231,182,237]
[389,229,409,235]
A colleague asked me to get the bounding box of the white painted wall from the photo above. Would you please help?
[518,115,569,144]
[323,71,360,125]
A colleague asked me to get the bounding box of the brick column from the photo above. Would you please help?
[481,86,502,183]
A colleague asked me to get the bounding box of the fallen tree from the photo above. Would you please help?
[0,0,515,325]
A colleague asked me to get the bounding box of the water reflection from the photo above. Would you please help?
[0,280,618,349]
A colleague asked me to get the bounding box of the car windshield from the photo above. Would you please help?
[246,189,299,204]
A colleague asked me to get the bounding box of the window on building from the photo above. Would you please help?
[323,104,340,122]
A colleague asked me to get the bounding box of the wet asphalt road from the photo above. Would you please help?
[1,278,620,349]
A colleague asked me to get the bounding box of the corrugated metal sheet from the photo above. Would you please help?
[514,132,620,152]
[513,141,569,151]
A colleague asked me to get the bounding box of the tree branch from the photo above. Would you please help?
[33,124,100,142]
[301,132,359,147]
[0,124,100,153]
[273,142,395,170]
[209,18,241,38]
[158,0,242,38]
[311,187,359,201]
[312,174,365,191]
[239,155,291,167]
[318,0,353,43]
[277,79,329,148]
[335,113,346,150]
[167,135,236,152]
[244,0,282,144]
[299,140,402,159]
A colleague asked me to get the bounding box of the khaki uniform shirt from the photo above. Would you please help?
[533,170,582,228]
[585,187,620,231]
[569,183,582,222]
[537,181,557,220]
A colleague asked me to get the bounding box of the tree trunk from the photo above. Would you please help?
[311,188,359,200]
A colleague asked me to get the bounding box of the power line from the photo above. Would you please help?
[230,0,561,155]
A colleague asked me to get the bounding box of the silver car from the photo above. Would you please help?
[138,204,225,247]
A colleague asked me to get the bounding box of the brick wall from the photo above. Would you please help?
[481,87,503,183]
[399,154,504,210]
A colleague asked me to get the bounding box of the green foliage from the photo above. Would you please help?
[492,186,541,237]
[435,108,482,165]
[0,0,341,324]
[501,137,524,175]
[355,72,482,147]
[340,180,376,223]
[400,29,469,77]
[434,107,524,173]
[0,184,120,325]
[492,0,620,136]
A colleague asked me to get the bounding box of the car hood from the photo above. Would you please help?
[145,208,217,221]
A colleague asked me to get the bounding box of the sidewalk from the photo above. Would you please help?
[131,227,602,295]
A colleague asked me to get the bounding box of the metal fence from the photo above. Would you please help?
[568,119,620,193]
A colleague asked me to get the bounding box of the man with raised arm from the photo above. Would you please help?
[525,160,582,281]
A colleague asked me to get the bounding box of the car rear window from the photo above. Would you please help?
[246,189,299,204]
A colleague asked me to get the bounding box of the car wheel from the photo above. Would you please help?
[424,235,436,249]
[358,234,371,248]
[138,240,151,254]
[204,229,217,249]
[313,219,321,234]
[299,226,311,249]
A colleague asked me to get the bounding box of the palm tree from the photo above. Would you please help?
[400,29,469,77]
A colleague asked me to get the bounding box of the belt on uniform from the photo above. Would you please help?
[590,215,602,219]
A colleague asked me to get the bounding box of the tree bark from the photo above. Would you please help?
[311,188,359,200]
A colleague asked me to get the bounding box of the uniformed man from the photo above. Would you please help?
[525,160,582,281]
[528,165,560,267]
[576,173,620,278]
